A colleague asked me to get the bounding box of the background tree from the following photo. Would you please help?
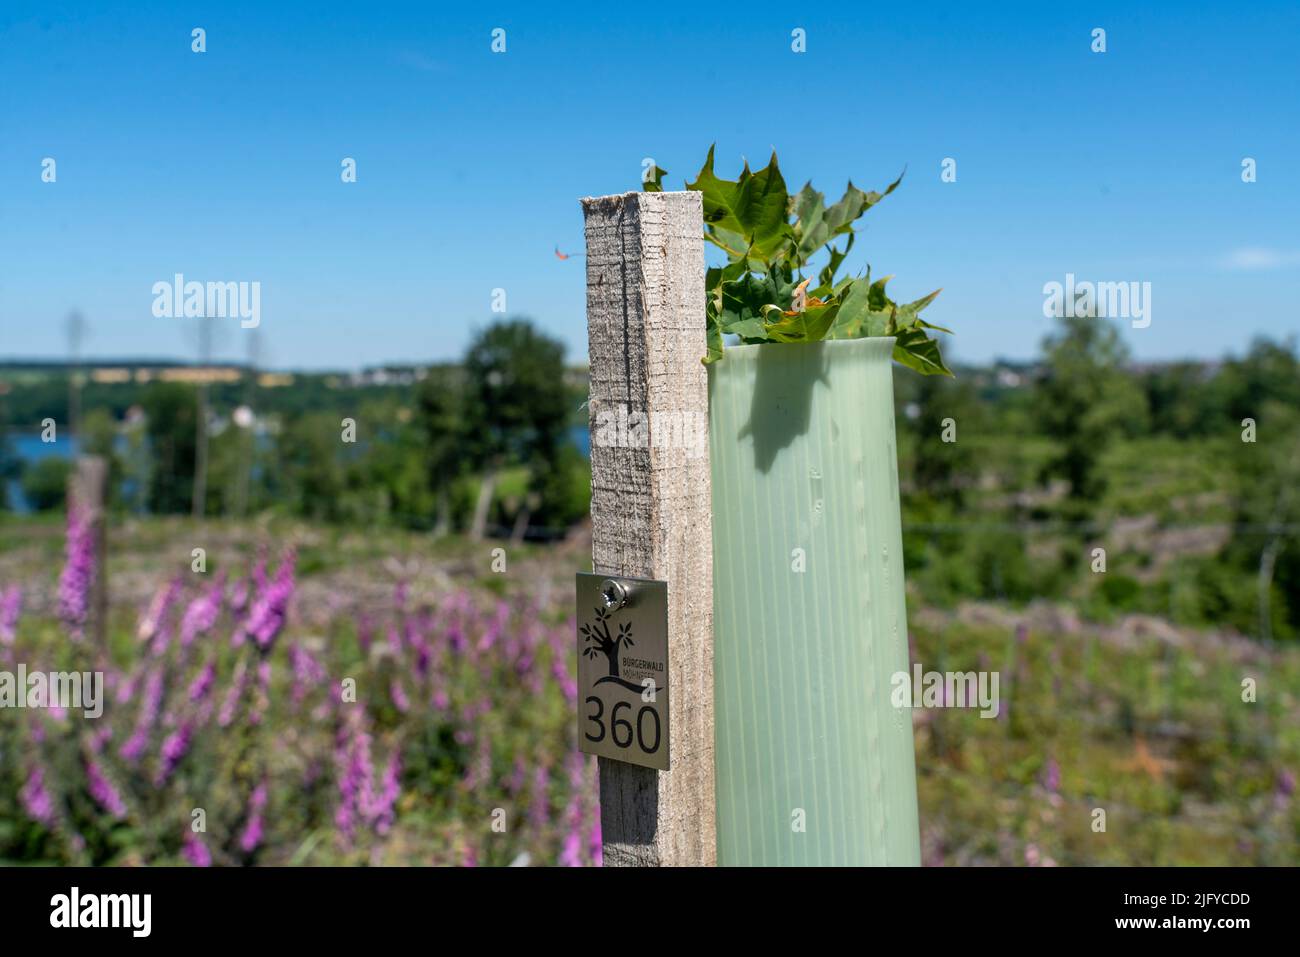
[1035,315,1148,509]
[907,372,979,507]
[279,411,349,522]
[1213,338,1300,426]
[417,365,468,536]
[79,407,121,508]
[140,382,198,514]
[354,397,436,529]
[0,419,14,511]
[1220,343,1300,640]
[19,457,72,512]
[1141,361,1215,439]
[461,319,568,541]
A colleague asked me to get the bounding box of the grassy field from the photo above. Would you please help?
[2,512,1296,865]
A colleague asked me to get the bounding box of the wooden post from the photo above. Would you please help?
[69,455,109,652]
[581,190,715,866]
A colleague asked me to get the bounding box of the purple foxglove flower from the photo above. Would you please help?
[411,636,432,678]
[139,577,183,654]
[565,750,584,788]
[182,830,212,867]
[447,622,466,654]
[89,725,113,755]
[119,668,164,763]
[288,642,326,704]
[560,798,584,868]
[181,575,225,648]
[1043,757,1061,794]
[245,552,296,652]
[218,660,249,728]
[334,713,374,844]
[85,758,127,818]
[507,756,527,796]
[20,766,56,826]
[116,671,140,706]
[119,728,148,763]
[588,812,602,866]
[247,660,273,725]
[230,576,251,614]
[482,601,510,653]
[58,506,96,641]
[390,679,410,714]
[551,658,577,703]
[529,764,550,832]
[156,721,195,785]
[188,659,217,703]
[368,753,401,835]
[1278,769,1296,798]
[0,584,21,645]
[251,551,269,593]
[239,781,269,853]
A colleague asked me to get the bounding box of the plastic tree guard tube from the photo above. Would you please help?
[709,337,921,865]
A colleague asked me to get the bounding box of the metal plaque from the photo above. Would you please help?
[576,573,669,770]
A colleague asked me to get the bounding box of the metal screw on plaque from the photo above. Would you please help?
[601,579,628,612]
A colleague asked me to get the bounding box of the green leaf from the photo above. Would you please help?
[703,310,724,364]
[641,164,668,192]
[726,316,771,341]
[719,265,796,335]
[816,233,854,295]
[892,326,953,376]
[793,172,904,264]
[687,145,790,265]
[867,273,895,311]
[707,225,750,261]
[828,272,893,340]
[896,288,945,327]
[759,298,842,344]
[682,148,946,373]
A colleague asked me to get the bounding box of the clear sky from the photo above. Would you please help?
[1,1,1297,370]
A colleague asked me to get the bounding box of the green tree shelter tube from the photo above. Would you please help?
[709,337,921,865]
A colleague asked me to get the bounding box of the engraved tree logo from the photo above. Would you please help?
[581,605,633,680]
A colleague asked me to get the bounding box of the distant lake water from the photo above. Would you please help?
[5,427,589,515]
[6,432,81,514]
[570,424,590,457]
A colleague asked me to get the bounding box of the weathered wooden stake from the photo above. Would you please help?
[581,190,715,866]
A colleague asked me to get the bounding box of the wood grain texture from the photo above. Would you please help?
[580,190,715,866]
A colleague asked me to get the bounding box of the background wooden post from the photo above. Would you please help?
[581,190,715,866]
[69,455,109,652]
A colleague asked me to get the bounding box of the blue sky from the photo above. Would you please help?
[1,1,1297,370]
